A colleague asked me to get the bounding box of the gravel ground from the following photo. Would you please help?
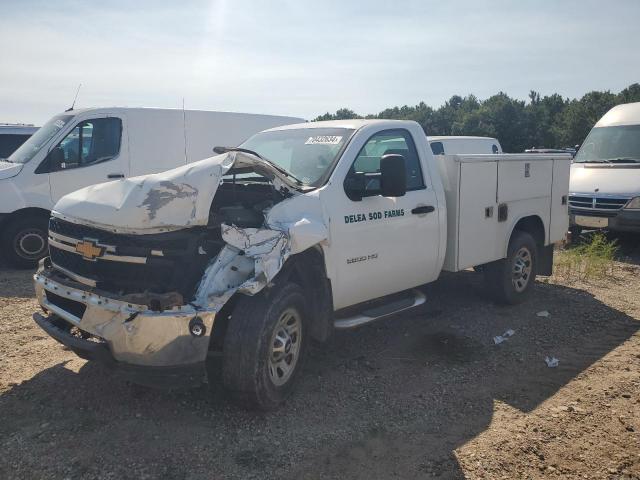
[1,238,639,480]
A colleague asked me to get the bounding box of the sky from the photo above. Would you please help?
[2,0,640,125]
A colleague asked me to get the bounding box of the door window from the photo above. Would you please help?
[348,129,425,194]
[430,141,445,155]
[49,117,121,172]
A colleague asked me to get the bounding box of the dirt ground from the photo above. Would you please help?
[1,238,639,480]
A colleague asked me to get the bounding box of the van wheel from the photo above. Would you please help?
[1,216,49,269]
[222,282,307,410]
[568,226,583,243]
[483,231,538,305]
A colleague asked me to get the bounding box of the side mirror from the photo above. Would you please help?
[49,147,65,170]
[344,154,407,201]
[379,154,406,197]
[36,147,65,174]
[344,174,366,201]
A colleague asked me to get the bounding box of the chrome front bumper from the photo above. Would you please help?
[34,267,216,377]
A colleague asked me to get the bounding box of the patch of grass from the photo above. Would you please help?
[554,232,619,282]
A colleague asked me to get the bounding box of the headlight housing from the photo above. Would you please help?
[624,197,640,210]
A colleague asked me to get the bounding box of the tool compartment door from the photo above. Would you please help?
[497,159,553,203]
[457,161,499,269]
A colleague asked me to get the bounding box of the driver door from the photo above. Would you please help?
[325,128,441,310]
[45,115,128,203]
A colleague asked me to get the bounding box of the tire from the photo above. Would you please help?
[568,226,583,243]
[222,282,307,410]
[1,215,49,269]
[483,231,538,305]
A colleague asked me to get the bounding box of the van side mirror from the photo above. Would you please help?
[35,147,65,174]
[49,147,65,170]
[379,154,406,197]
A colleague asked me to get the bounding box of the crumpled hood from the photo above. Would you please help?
[571,163,640,196]
[52,151,297,234]
[0,161,23,180]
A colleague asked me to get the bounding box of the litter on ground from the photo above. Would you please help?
[493,329,515,345]
[545,356,560,368]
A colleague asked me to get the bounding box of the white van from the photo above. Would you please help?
[569,102,640,234]
[0,107,303,267]
[428,136,503,155]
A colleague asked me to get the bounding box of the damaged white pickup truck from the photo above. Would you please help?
[33,120,572,409]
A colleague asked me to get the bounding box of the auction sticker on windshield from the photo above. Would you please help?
[305,136,342,145]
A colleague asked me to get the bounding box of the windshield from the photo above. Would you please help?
[7,114,74,164]
[240,127,354,186]
[574,125,640,163]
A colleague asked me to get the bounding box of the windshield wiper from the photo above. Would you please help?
[603,157,640,163]
[213,146,305,186]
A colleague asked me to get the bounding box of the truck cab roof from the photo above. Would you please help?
[264,119,418,132]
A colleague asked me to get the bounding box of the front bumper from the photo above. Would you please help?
[570,209,640,233]
[33,266,216,388]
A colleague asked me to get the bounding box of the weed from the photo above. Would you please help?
[554,232,619,282]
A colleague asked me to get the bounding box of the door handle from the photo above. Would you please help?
[107,173,125,179]
[411,205,435,215]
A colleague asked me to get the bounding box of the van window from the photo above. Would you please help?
[52,118,122,171]
[0,134,31,158]
[430,141,445,155]
[350,129,425,192]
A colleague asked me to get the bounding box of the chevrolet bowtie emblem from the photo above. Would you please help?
[75,239,105,260]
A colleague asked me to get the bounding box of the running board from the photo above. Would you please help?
[333,290,426,329]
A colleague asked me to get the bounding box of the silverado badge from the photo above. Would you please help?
[75,239,105,261]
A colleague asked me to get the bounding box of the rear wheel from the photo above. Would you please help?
[222,282,307,410]
[483,231,537,304]
[1,216,49,269]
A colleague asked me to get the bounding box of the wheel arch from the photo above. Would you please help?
[1,207,51,226]
[507,214,554,276]
[508,214,545,252]
[272,245,333,343]
[208,245,334,355]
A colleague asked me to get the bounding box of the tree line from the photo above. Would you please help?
[314,83,640,153]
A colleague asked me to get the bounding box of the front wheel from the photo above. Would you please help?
[222,282,307,410]
[1,216,49,269]
[483,231,538,305]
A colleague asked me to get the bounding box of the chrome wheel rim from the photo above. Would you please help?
[15,229,46,259]
[512,247,532,292]
[268,307,302,387]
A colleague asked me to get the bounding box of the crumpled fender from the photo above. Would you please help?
[194,192,329,309]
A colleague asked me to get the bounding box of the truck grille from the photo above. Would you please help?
[48,218,216,298]
[569,195,629,217]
